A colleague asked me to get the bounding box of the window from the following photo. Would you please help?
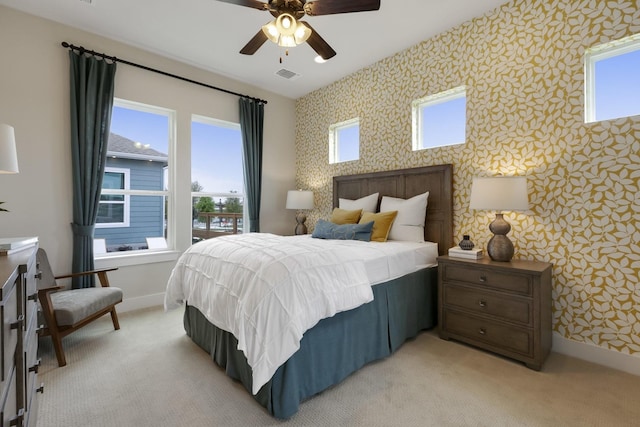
[97,167,130,226]
[329,118,359,164]
[94,99,173,254]
[191,116,246,242]
[412,86,466,150]
[585,34,640,123]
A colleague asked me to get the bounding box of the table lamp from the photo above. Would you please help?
[286,190,314,235]
[469,176,529,262]
[0,124,19,212]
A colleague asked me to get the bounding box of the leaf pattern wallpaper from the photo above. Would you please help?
[294,0,640,356]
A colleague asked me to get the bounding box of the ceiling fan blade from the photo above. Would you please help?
[300,21,336,60]
[304,0,380,16]
[240,30,269,55]
[214,0,267,11]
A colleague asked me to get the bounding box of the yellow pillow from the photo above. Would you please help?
[359,211,398,242]
[330,208,362,225]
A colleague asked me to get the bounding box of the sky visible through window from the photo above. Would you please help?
[191,121,244,194]
[110,106,244,195]
[110,106,169,156]
[594,48,640,121]
[421,96,466,148]
[337,125,359,162]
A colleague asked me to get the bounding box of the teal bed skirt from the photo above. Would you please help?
[183,266,438,419]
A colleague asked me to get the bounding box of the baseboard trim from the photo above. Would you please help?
[119,293,165,313]
[553,333,640,377]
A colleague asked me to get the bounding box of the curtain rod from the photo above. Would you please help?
[61,42,268,105]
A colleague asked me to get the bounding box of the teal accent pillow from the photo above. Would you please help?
[311,219,374,242]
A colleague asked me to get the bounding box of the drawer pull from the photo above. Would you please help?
[36,383,45,394]
[9,409,24,426]
[28,292,38,301]
[34,271,43,280]
[29,359,42,374]
[10,315,24,330]
[478,300,487,308]
[479,275,487,283]
[478,328,486,335]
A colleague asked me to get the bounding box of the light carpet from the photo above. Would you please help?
[36,306,639,427]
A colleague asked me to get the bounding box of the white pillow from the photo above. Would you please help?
[380,191,429,242]
[339,192,379,213]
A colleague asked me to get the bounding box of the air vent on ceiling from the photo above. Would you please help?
[275,69,300,80]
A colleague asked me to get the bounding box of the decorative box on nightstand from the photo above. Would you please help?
[437,255,552,370]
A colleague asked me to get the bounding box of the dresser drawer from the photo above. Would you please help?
[443,284,532,325]
[443,310,533,357]
[0,365,18,427]
[0,282,18,384]
[443,264,532,296]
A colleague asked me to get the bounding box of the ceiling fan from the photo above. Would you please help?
[216,0,381,60]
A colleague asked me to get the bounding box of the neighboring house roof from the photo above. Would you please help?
[107,133,168,163]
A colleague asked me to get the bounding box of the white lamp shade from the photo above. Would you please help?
[0,124,19,174]
[286,190,314,210]
[469,176,529,211]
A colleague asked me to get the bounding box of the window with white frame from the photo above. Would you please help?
[329,118,360,164]
[97,167,130,227]
[585,34,640,123]
[191,115,246,242]
[94,99,173,254]
[412,86,466,150]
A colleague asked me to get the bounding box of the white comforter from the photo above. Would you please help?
[164,233,375,394]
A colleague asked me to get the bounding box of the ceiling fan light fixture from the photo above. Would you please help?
[275,13,296,36]
[294,23,312,44]
[261,21,279,43]
[262,13,311,48]
[278,34,297,48]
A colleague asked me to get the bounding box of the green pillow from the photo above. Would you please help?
[311,219,374,241]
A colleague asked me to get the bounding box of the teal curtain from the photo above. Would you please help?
[69,50,117,288]
[239,98,264,233]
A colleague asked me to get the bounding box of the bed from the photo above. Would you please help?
[166,164,453,419]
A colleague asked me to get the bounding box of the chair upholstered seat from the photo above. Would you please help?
[50,287,123,326]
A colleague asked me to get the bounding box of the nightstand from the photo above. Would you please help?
[437,255,552,370]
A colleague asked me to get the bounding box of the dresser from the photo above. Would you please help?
[0,246,41,426]
[437,255,552,370]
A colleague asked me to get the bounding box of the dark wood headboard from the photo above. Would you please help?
[333,164,453,255]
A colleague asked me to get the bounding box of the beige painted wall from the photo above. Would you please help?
[0,6,296,309]
[295,0,640,363]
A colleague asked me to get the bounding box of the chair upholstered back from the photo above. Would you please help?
[36,248,59,289]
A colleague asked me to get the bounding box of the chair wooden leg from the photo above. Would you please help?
[110,308,120,330]
[50,329,67,367]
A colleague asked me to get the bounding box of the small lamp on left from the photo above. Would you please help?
[0,124,19,174]
[0,124,19,213]
[286,190,314,235]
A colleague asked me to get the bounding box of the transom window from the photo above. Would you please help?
[329,118,360,164]
[585,33,640,123]
[412,86,466,150]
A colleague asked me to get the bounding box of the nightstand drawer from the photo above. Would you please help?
[443,284,532,325]
[443,310,532,357]
[443,264,532,296]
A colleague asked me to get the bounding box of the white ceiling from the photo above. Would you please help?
[0,0,510,99]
